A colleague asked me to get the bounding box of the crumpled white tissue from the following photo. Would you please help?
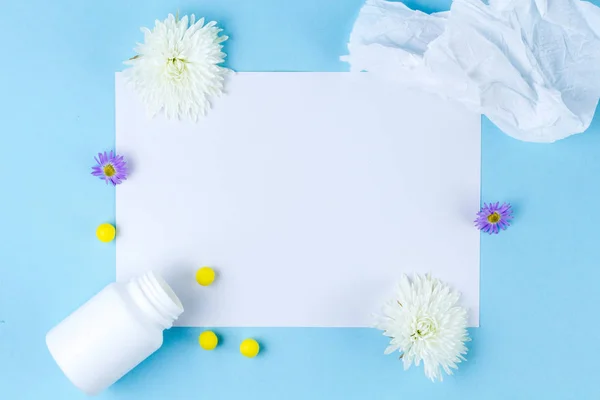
[343,0,600,142]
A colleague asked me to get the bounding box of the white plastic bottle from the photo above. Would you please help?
[46,271,184,396]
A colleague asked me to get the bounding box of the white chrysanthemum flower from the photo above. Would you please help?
[376,274,469,382]
[125,14,229,120]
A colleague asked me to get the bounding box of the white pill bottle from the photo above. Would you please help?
[46,271,183,396]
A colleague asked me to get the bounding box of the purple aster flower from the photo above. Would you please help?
[91,151,128,186]
[475,202,513,234]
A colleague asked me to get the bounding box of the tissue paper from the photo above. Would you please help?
[343,0,600,142]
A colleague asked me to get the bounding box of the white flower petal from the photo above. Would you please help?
[376,274,469,382]
[124,13,229,121]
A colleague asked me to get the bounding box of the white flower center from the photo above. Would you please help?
[165,57,187,81]
[410,316,438,341]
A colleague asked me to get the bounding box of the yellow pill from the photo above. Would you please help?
[96,223,116,243]
[240,338,260,358]
[195,267,215,286]
[198,331,219,350]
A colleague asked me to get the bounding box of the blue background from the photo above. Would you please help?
[1,0,599,398]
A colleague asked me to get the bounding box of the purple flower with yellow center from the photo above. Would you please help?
[91,151,128,186]
[475,202,513,234]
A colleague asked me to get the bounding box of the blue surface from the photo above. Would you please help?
[1,0,600,398]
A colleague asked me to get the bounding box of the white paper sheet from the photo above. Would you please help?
[116,72,480,327]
